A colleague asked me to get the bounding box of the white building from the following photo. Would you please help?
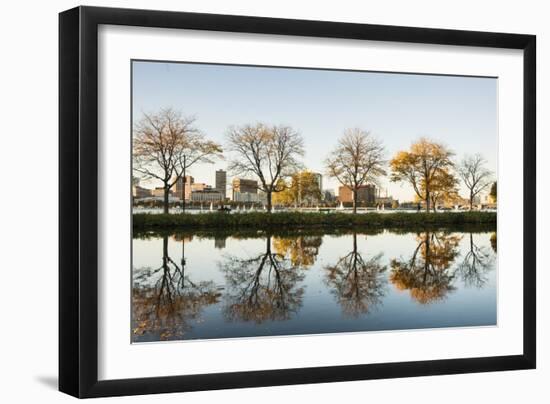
[233,191,266,204]
[190,189,224,202]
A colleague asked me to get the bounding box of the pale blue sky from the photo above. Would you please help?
[132,60,497,202]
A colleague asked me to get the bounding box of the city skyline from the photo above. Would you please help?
[132,61,497,202]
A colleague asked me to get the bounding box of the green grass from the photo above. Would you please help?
[133,211,496,231]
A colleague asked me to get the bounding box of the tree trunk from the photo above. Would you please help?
[469,191,474,211]
[423,232,431,281]
[181,238,186,288]
[352,188,357,214]
[163,185,170,214]
[181,156,191,213]
[425,189,430,213]
[162,235,169,269]
[266,191,273,213]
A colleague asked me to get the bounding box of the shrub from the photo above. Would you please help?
[133,211,496,230]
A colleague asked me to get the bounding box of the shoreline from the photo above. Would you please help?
[133,211,497,231]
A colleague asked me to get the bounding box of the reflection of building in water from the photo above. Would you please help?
[214,237,227,249]
[338,184,376,204]
[215,169,227,199]
[171,234,193,243]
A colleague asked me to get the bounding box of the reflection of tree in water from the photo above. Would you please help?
[390,231,461,304]
[490,232,497,253]
[132,235,220,341]
[273,235,323,267]
[324,233,387,317]
[456,233,495,288]
[220,236,305,323]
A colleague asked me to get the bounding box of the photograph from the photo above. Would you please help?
[131,60,498,343]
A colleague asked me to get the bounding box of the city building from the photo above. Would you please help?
[323,189,336,203]
[375,196,394,206]
[175,175,194,200]
[215,169,227,199]
[338,184,377,204]
[152,187,175,198]
[232,178,258,201]
[232,178,258,194]
[191,187,225,202]
[132,184,151,198]
[375,188,394,207]
[311,172,323,193]
[233,192,266,204]
[191,182,208,192]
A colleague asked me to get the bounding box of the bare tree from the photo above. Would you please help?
[133,108,222,214]
[226,123,304,212]
[457,154,493,210]
[220,235,305,323]
[174,134,223,213]
[325,129,386,213]
[457,233,494,288]
[132,235,220,341]
[324,233,387,317]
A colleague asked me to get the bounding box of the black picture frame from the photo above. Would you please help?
[59,5,536,398]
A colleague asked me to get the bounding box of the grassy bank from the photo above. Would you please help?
[133,211,496,231]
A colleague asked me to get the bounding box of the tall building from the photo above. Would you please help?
[232,178,258,199]
[323,189,336,202]
[215,169,227,199]
[311,172,323,192]
[338,184,376,204]
[175,175,194,200]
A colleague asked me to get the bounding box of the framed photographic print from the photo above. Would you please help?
[59,6,536,398]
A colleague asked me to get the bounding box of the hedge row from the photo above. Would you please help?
[133,211,496,230]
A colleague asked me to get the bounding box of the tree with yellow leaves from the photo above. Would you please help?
[390,231,462,304]
[424,167,459,211]
[390,138,454,213]
[273,171,322,207]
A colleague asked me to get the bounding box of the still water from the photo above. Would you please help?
[132,228,497,342]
